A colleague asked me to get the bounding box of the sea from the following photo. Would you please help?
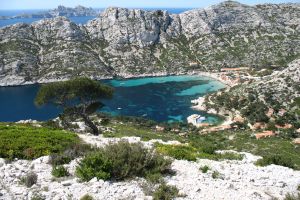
[0,8,226,124]
[0,75,225,123]
[0,8,193,27]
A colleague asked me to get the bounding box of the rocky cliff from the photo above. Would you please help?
[0,1,299,86]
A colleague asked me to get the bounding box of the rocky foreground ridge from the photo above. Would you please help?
[0,1,300,86]
[1,133,300,200]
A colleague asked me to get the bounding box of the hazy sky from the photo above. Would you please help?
[0,0,299,10]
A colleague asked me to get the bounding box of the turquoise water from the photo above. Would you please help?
[102,75,225,123]
[0,75,225,123]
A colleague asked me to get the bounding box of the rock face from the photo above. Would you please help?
[0,1,300,86]
[0,5,97,19]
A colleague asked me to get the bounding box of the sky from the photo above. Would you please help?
[0,0,299,10]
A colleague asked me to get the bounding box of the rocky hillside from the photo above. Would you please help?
[202,59,300,126]
[0,1,300,85]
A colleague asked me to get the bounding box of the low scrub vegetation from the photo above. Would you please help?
[48,143,93,166]
[256,154,295,169]
[103,120,300,169]
[75,141,172,181]
[51,166,69,178]
[0,124,80,160]
[20,172,38,188]
[187,131,300,170]
[80,194,94,200]
[212,171,221,179]
[156,144,198,161]
[155,144,244,162]
[31,193,45,200]
[284,193,300,200]
[153,183,179,200]
[200,165,210,173]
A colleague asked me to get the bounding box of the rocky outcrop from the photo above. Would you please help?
[0,5,97,19]
[0,1,300,86]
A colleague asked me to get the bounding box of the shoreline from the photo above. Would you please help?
[0,70,233,87]
[0,71,235,127]
[187,71,241,128]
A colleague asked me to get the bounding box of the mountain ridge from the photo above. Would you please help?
[0,1,299,86]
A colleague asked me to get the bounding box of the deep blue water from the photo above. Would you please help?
[0,8,192,27]
[0,75,225,123]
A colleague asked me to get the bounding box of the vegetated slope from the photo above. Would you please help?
[204,59,300,126]
[0,123,80,159]
[0,1,299,85]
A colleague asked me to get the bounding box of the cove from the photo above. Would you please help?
[0,75,225,123]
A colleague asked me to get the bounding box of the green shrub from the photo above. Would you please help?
[153,183,179,200]
[20,172,38,188]
[49,143,93,166]
[200,165,210,173]
[31,193,45,200]
[41,120,62,130]
[80,194,94,200]
[0,124,79,160]
[75,151,112,181]
[76,141,172,181]
[212,171,220,179]
[284,193,300,200]
[156,144,197,161]
[51,166,69,178]
[256,155,295,169]
[298,185,300,191]
[145,173,164,184]
[202,145,217,155]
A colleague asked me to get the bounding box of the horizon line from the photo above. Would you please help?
[0,1,298,11]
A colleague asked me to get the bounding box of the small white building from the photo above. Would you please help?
[187,114,206,126]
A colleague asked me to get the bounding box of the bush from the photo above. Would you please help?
[212,171,220,179]
[49,143,93,166]
[202,145,217,155]
[20,172,38,188]
[153,183,179,200]
[75,151,112,181]
[256,155,295,169]
[145,173,164,184]
[284,193,300,200]
[80,194,94,200]
[156,144,197,161]
[31,193,45,200]
[0,124,79,160]
[51,166,69,178]
[76,141,172,181]
[200,165,210,173]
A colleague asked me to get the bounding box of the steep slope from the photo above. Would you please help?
[201,59,300,126]
[0,1,299,85]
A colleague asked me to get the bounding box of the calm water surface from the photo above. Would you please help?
[0,8,192,27]
[0,75,225,123]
